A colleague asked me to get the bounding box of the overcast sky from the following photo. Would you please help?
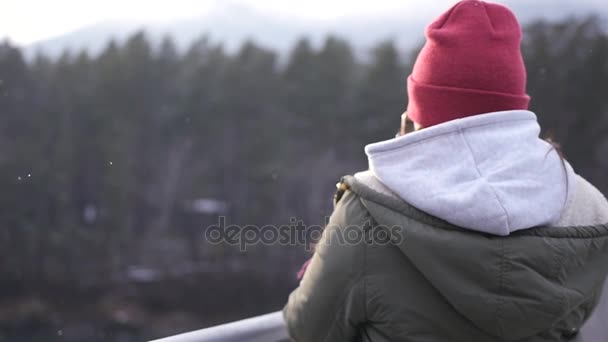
[2,0,451,45]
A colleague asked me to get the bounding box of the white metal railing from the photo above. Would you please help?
[149,311,290,342]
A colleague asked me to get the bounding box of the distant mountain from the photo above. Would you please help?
[25,20,145,58]
[22,0,606,59]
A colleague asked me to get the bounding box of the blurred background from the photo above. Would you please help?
[1,0,608,341]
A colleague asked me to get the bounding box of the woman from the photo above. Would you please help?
[283,1,608,341]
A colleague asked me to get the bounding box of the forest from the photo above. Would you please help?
[1,15,607,341]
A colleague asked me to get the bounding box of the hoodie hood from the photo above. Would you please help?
[365,110,576,235]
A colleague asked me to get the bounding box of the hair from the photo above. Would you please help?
[544,134,571,205]
[544,135,566,160]
[397,114,416,137]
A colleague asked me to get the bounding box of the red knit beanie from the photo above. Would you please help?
[407,0,530,127]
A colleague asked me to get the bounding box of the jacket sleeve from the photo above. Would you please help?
[283,190,368,342]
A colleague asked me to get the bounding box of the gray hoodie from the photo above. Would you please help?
[360,110,608,340]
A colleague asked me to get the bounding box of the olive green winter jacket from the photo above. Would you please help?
[283,175,608,342]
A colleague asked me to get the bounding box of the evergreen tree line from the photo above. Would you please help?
[0,16,607,340]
